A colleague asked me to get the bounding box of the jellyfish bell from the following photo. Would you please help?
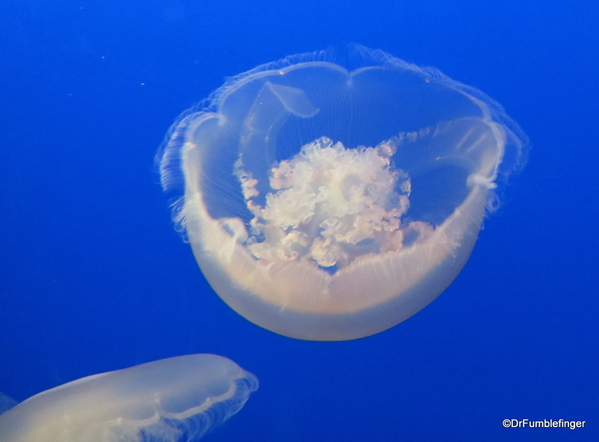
[0,354,258,442]
[159,46,527,341]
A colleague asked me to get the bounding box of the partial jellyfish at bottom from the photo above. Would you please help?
[0,354,258,442]
[158,45,528,341]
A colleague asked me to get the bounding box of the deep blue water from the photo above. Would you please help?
[1,1,598,441]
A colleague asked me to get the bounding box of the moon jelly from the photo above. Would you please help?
[0,354,258,442]
[159,46,526,341]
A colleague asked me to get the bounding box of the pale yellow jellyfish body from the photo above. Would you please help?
[0,354,258,442]
[159,46,526,341]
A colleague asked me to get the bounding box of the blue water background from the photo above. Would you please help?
[1,1,598,441]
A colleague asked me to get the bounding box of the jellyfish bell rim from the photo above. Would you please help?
[159,47,527,197]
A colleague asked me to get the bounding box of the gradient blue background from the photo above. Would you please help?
[1,1,597,441]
